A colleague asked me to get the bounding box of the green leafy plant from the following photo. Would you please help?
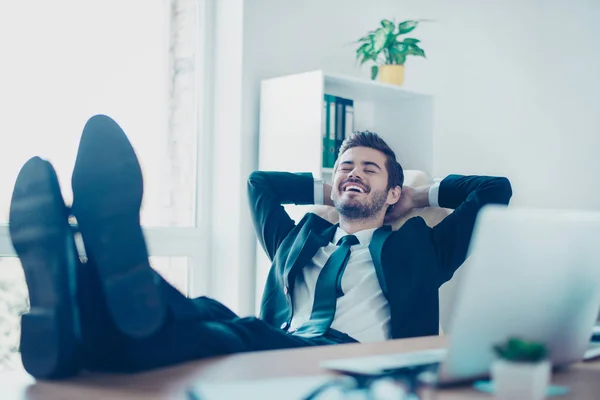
[493,337,548,363]
[356,19,427,80]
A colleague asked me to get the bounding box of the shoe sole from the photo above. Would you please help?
[9,157,82,379]
[71,114,166,338]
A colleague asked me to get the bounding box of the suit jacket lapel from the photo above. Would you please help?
[283,224,338,288]
[283,222,391,297]
[369,225,393,299]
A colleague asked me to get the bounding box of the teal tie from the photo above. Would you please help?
[293,234,360,337]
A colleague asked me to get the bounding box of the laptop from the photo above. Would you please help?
[322,205,600,384]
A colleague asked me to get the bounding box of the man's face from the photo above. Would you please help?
[331,146,394,220]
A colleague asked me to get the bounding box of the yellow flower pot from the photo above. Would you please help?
[379,65,405,86]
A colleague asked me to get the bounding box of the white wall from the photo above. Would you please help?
[242,0,600,211]
[432,0,600,211]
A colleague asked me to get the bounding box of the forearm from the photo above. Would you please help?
[248,171,315,205]
[438,175,512,209]
[248,171,312,260]
[431,175,512,283]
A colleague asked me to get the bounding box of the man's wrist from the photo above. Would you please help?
[314,179,324,204]
[314,179,334,206]
[428,181,441,208]
[413,185,433,208]
[323,183,334,206]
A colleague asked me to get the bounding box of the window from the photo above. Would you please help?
[0,0,207,370]
[0,0,201,227]
[0,259,26,372]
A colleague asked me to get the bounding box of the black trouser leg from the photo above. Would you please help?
[79,262,345,372]
[77,259,128,372]
[119,315,340,372]
[160,282,239,323]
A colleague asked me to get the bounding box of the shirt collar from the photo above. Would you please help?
[333,226,377,246]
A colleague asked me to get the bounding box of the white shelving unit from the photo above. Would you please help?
[254,70,434,310]
[259,70,434,182]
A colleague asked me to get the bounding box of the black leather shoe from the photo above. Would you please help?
[9,157,83,379]
[71,114,166,338]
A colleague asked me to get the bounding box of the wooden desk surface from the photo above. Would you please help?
[2,336,600,399]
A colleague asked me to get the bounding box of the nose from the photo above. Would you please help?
[348,168,362,180]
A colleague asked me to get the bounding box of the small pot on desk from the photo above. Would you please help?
[491,358,551,400]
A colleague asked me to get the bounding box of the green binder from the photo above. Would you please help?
[323,94,337,168]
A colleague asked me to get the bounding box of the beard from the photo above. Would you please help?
[333,188,389,220]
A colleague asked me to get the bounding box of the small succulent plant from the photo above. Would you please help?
[493,337,548,363]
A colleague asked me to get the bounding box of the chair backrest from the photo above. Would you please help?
[309,170,465,334]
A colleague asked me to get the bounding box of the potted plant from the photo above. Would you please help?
[491,337,550,400]
[355,19,426,86]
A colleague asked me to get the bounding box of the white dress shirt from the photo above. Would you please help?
[289,180,441,343]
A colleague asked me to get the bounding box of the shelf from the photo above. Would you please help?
[324,72,430,103]
[259,69,434,178]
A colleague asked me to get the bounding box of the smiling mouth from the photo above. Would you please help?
[342,184,367,194]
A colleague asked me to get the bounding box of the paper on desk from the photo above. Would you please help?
[191,375,347,400]
[321,348,447,375]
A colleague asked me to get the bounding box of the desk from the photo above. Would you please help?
[2,336,600,399]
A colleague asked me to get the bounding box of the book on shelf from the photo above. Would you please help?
[322,94,335,170]
[322,94,354,169]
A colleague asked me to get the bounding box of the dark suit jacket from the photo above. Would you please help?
[247,172,513,340]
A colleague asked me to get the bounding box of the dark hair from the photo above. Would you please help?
[336,130,404,189]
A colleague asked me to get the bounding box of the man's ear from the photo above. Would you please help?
[387,186,401,206]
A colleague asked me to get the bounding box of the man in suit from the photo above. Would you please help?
[10,115,512,379]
